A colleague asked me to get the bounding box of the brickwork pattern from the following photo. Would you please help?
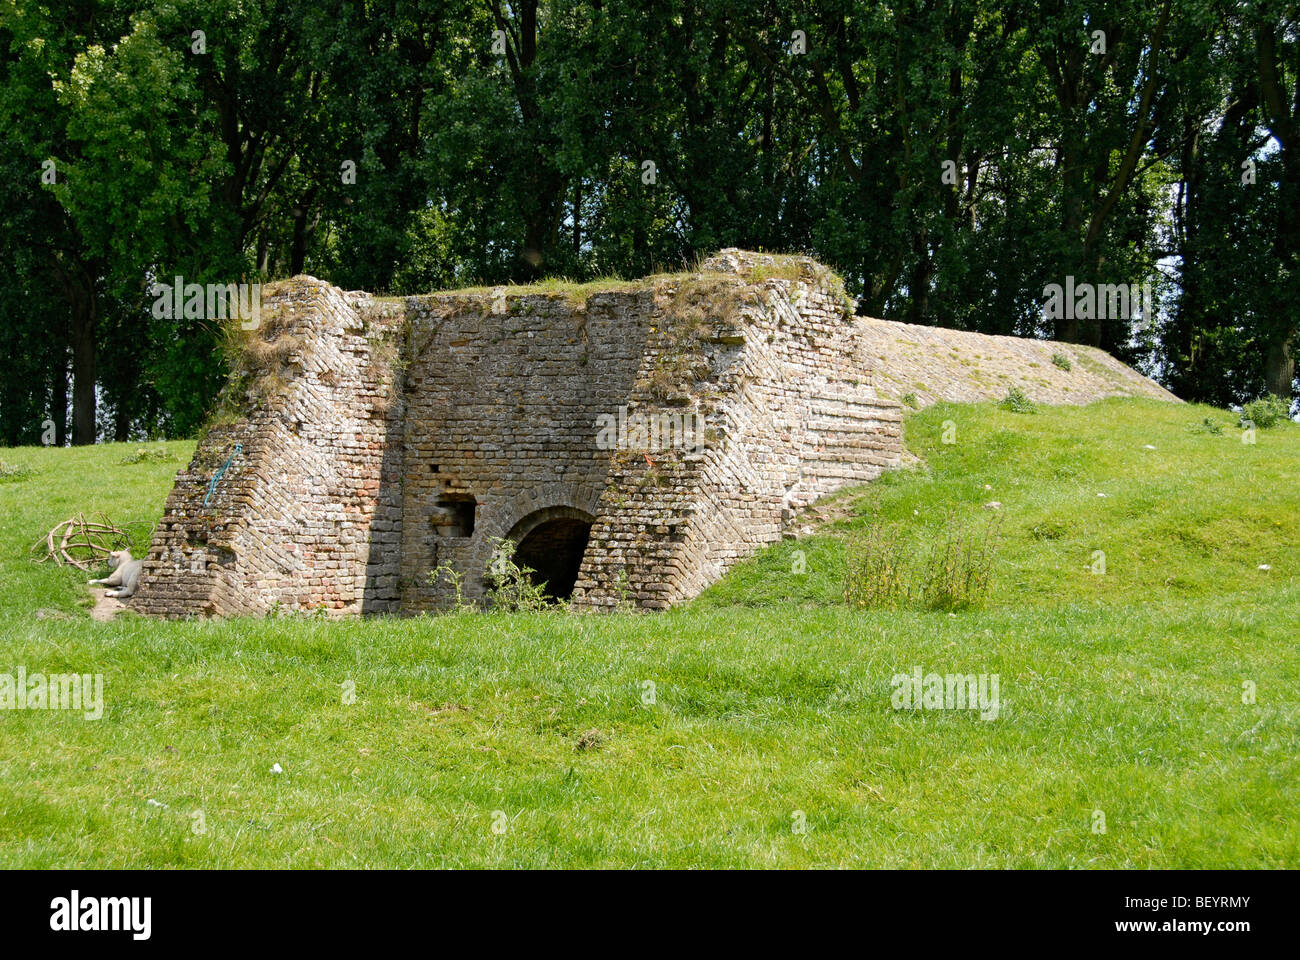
[131,251,1176,617]
[860,317,1179,407]
[130,280,405,617]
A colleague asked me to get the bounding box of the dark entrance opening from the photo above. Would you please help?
[512,515,593,601]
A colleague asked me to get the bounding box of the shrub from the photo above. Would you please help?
[901,392,920,409]
[1050,353,1072,371]
[999,386,1036,414]
[1241,395,1291,429]
[428,561,475,613]
[484,538,552,612]
[844,512,1002,611]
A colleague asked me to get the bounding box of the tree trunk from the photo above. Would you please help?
[1256,18,1299,405]
[521,215,548,279]
[70,286,96,445]
[906,230,932,324]
[1265,329,1296,400]
[50,350,68,447]
[573,179,582,257]
[290,187,320,276]
[113,403,131,442]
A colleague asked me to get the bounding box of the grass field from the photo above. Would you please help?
[0,398,1295,868]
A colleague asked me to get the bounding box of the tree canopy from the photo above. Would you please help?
[2,0,1295,444]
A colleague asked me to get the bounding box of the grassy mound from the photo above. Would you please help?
[701,397,1297,609]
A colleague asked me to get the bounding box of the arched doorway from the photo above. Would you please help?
[505,507,594,601]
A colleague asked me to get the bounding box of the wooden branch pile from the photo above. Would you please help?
[30,513,132,570]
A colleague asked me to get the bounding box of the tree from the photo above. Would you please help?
[1253,0,1300,402]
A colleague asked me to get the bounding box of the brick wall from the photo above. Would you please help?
[572,257,903,609]
[394,288,653,610]
[131,250,1175,617]
[130,279,405,617]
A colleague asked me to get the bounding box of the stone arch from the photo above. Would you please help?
[503,506,595,601]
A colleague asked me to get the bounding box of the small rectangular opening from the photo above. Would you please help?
[432,495,475,537]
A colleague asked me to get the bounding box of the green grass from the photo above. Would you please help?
[380,250,846,306]
[0,441,192,616]
[377,274,643,304]
[703,398,1299,610]
[0,398,1295,868]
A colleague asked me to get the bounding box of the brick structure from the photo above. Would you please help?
[129,281,407,617]
[858,316,1180,407]
[130,250,1173,617]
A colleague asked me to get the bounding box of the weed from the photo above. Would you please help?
[428,560,476,613]
[1241,394,1292,429]
[999,386,1036,414]
[118,447,177,465]
[485,538,552,612]
[844,511,1001,610]
[0,460,33,482]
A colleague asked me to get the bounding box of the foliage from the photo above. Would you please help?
[0,0,1296,444]
[844,512,1001,611]
[1241,394,1292,429]
[484,537,553,612]
[998,386,1037,414]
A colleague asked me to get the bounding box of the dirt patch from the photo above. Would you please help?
[88,587,127,622]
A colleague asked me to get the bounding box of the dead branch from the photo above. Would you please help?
[29,513,131,569]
